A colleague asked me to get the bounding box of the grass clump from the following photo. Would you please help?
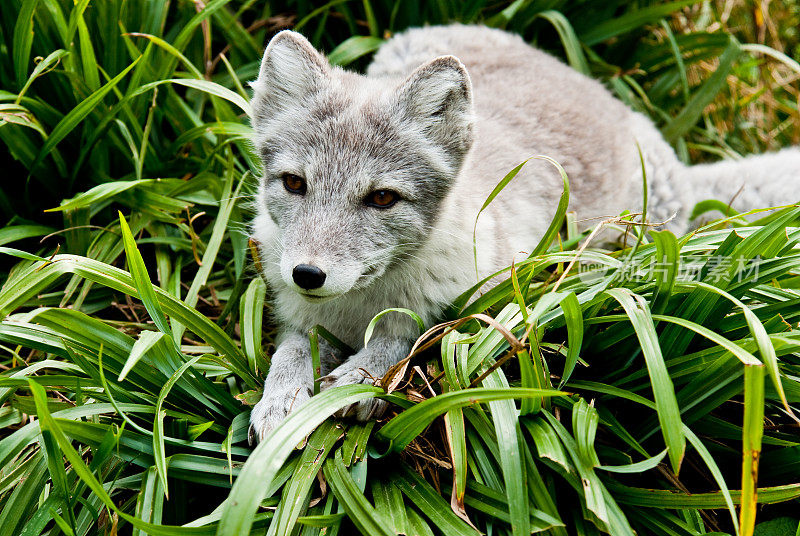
[3,193,800,536]
[1,1,799,535]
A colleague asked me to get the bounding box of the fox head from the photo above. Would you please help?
[250,30,474,301]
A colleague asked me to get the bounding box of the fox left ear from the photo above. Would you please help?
[397,55,474,171]
[251,31,329,125]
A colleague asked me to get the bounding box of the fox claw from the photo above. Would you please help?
[335,398,388,420]
[249,385,312,444]
[321,364,388,421]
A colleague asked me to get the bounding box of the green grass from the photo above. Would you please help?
[1,1,799,535]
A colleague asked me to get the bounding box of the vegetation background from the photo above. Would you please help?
[0,1,799,535]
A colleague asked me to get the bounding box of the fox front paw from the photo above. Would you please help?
[320,362,388,421]
[248,385,312,444]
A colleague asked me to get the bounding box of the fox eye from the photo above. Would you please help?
[365,190,400,208]
[282,173,306,195]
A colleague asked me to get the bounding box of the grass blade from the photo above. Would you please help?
[28,57,140,176]
[604,288,685,473]
[322,451,394,536]
[217,385,382,536]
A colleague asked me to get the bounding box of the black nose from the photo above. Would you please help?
[292,264,326,290]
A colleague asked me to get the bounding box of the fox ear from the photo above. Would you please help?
[251,31,329,123]
[397,56,474,170]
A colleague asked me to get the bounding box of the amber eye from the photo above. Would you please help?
[282,173,306,195]
[365,190,399,208]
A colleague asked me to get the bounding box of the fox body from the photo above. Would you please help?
[249,24,800,440]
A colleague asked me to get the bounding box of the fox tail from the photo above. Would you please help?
[687,147,800,219]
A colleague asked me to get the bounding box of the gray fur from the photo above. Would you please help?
[249,25,800,439]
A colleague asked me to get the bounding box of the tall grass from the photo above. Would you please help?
[1,1,799,535]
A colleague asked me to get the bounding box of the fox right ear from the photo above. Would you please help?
[397,56,474,173]
[251,31,329,124]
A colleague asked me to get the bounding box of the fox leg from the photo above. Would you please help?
[320,336,410,421]
[249,332,313,443]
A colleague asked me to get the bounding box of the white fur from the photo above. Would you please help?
[249,25,800,440]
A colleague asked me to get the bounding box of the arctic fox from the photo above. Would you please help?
[248,24,800,440]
